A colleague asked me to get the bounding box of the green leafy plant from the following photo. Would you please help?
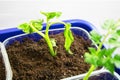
[83,19,120,80]
[18,11,74,57]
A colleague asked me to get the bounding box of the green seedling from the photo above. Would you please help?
[83,19,120,80]
[18,11,74,57]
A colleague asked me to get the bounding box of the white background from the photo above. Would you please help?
[0,0,120,66]
[0,0,120,32]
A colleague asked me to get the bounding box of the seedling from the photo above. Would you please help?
[83,19,120,80]
[18,11,74,57]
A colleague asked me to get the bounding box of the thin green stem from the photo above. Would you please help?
[30,23,56,56]
[45,19,56,56]
[49,21,66,27]
[44,36,56,56]
[68,49,73,55]
[45,19,50,36]
[96,30,110,55]
[83,65,96,80]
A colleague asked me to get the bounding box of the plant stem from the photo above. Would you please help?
[49,21,66,27]
[45,19,56,56]
[45,19,50,36]
[83,65,96,80]
[44,36,56,56]
[68,49,73,55]
[96,30,110,55]
[30,23,56,56]
[49,21,73,55]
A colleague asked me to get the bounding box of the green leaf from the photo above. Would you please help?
[98,48,106,58]
[88,47,96,55]
[114,54,120,60]
[30,19,43,31]
[18,19,43,34]
[18,23,32,33]
[97,48,116,58]
[116,29,120,36]
[84,53,99,66]
[104,48,116,57]
[107,34,120,46]
[90,31,102,44]
[104,58,115,74]
[64,23,74,54]
[112,54,120,68]
[102,19,116,30]
[108,37,117,43]
[40,11,62,21]
[50,38,56,47]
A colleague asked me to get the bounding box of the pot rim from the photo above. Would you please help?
[61,69,120,80]
[0,42,13,80]
[3,27,90,45]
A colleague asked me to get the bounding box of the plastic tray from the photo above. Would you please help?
[0,19,95,42]
[2,27,105,80]
[0,19,120,76]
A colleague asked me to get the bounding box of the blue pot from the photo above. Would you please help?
[0,19,120,79]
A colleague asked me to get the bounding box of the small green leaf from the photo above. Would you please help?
[88,47,96,55]
[64,23,74,54]
[104,48,116,57]
[114,54,120,60]
[112,54,120,68]
[30,19,43,31]
[90,31,102,44]
[50,38,56,47]
[116,29,120,36]
[107,34,120,46]
[84,53,99,66]
[108,37,117,43]
[104,58,115,74]
[18,19,43,34]
[40,11,62,21]
[18,23,32,33]
[102,19,116,30]
[98,48,106,58]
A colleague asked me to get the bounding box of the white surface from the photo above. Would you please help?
[0,0,120,32]
[0,0,120,67]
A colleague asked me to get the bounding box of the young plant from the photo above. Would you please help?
[18,11,74,57]
[83,19,120,80]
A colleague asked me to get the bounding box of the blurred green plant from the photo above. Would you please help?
[83,19,120,80]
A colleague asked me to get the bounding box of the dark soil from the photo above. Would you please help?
[0,58,5,80]
[6,32,92,80]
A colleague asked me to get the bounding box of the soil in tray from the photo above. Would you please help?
[0,58,5,80]
[6,32,92,80]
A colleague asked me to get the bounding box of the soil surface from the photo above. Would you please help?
[6,32,92,80]
[0,58,5,80]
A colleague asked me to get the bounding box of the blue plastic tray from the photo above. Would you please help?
[0,19,120,75]
[0,19,95,42]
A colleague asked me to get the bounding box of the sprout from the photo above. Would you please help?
[18,11,74,56]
